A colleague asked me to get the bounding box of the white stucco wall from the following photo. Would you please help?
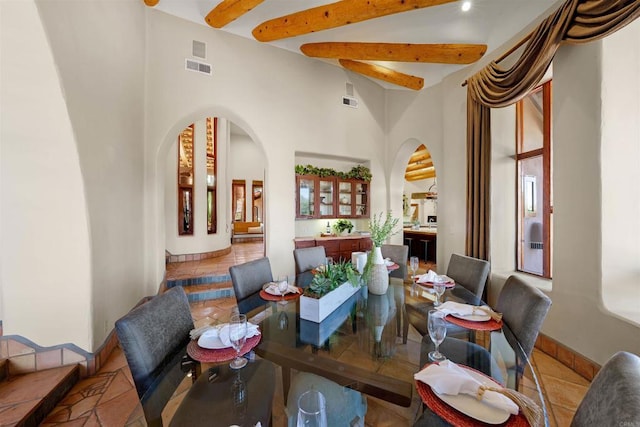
[229,132,266,223]
[1,1,92,348]
[144,10,387,283]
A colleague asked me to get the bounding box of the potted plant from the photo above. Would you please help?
[300,260,361,322]
[365,211,400,295]
[333,219,354,236]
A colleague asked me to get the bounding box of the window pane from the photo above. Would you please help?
[518,156,544,275]
[519,90,544,152]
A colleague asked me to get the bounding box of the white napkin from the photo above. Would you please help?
[264,282,300,295]
[415,270,454,284]
[436,301,502,321]
[220,322,261,347]
[190,324,216,340]
[414,360,519,415]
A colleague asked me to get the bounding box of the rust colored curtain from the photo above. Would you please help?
[465,0,639,260]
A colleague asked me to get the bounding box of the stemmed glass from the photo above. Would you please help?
[297,389,328,427]
[410,256,419,279]
[433,275,447,307]
[428,309,447,362]
[228,314,248,369]
[277,275,289,305]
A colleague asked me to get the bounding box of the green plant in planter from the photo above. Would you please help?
[304,260,360,299]
[333,219,354,235]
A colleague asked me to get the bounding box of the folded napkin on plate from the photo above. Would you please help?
[436,301,503,321]
[220,322,261,347]
[264,282,301,295]
[190,324,216,340]
[415,360,519,415]
[415,270,453,284]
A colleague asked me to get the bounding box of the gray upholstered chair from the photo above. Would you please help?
[115,286,195,426]
[229,257,273,313]
[286,372,367,427]
[446,253,490,298]
[403,253,490,342]
[496,275,551,359]
[381,244,409,281]
[570,351,640,427]
[293,246,326,288]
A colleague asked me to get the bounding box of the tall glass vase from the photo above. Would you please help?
[368,246,389,295]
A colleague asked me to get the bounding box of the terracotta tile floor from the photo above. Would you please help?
[39,242,587,426]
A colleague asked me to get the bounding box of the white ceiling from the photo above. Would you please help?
[152,0,561,89]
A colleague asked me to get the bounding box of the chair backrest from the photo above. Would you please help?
[496,275,551,358]
[229,257,273,301]
[446,253,490,298]
[570,351,640,427]
[381,244,409,280]
[115,287,194,426]
[293,246,326,287]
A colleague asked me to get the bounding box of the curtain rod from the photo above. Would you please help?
[461,32,533,87]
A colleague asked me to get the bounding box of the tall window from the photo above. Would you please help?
[178,124,194,235]
[206,118,217,234]
[232,180,246,222]
[516,81,553,278]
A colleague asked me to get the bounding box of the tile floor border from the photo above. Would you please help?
[535,333,600,381]
[166,246,232,264]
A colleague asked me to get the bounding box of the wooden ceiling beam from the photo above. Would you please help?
[406,160,434,172]
[302,42,487,64]
[143,0,159,6]
[409,154,432,165]
[252,0,457,42]
[205,0,265,28]
[405,170,436,181]
[339,59,424,90]
[405,166,435,177]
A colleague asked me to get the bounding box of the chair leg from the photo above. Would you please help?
[402,305,409,344]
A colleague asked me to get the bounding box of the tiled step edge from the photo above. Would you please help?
[167,273,232,288]
[0,364,79,427]
[186,287,234,303]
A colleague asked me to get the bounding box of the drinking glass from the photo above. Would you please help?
[433,275,447,307]
[228,314,248,369]
[297,389,328,427]
[428,309,447,362]
[409,256,419,279]
[277,275,289,305]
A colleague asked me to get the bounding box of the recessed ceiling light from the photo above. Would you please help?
[461,1,472,12]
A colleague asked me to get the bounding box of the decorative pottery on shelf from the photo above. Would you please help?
[368,246,389,295]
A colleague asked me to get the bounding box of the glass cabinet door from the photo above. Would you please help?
[355,181,369,217]
[338,180,353,217]
[297,176,316,218]
[318,178,335,218]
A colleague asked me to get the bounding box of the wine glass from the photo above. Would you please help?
[297,389,328,427]
[409,256,419,279]
[228,314,248,369]
[428,309,447,362]
[433,275,447,307]
[277,275,289,305]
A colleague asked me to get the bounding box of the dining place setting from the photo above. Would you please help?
[259,275,303,303]
[187,313,263,366]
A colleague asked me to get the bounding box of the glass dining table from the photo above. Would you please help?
[152,277,548,426]
[241,276,549,426]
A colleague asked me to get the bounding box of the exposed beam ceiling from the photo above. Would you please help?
[339,59,424,90]
[405,145,436,181]
[252,0,457,42]
[205,0,265,28]
[302,42,487,63]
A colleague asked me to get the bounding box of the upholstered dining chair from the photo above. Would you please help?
[570,351,640,427]
[229,257,274,314]
[381,244,409,281]
[491,274,551,388]
[403,253,490,343]
[115,286,195,427]
[293,246,326,288]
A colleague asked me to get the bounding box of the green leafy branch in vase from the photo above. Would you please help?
[369,211,400,247]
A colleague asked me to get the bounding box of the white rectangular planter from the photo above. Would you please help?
[300,281,361,323]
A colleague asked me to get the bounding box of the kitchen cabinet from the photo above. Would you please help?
[294,236,373,262]
[296,175,369,219]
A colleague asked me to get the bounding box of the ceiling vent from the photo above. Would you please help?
[185,59,212,76]
[192,40,206,59]
[342,96,358,108]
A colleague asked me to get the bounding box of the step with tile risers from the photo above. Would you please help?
[0,364,79,427]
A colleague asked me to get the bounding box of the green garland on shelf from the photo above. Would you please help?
[295,164,372,181]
